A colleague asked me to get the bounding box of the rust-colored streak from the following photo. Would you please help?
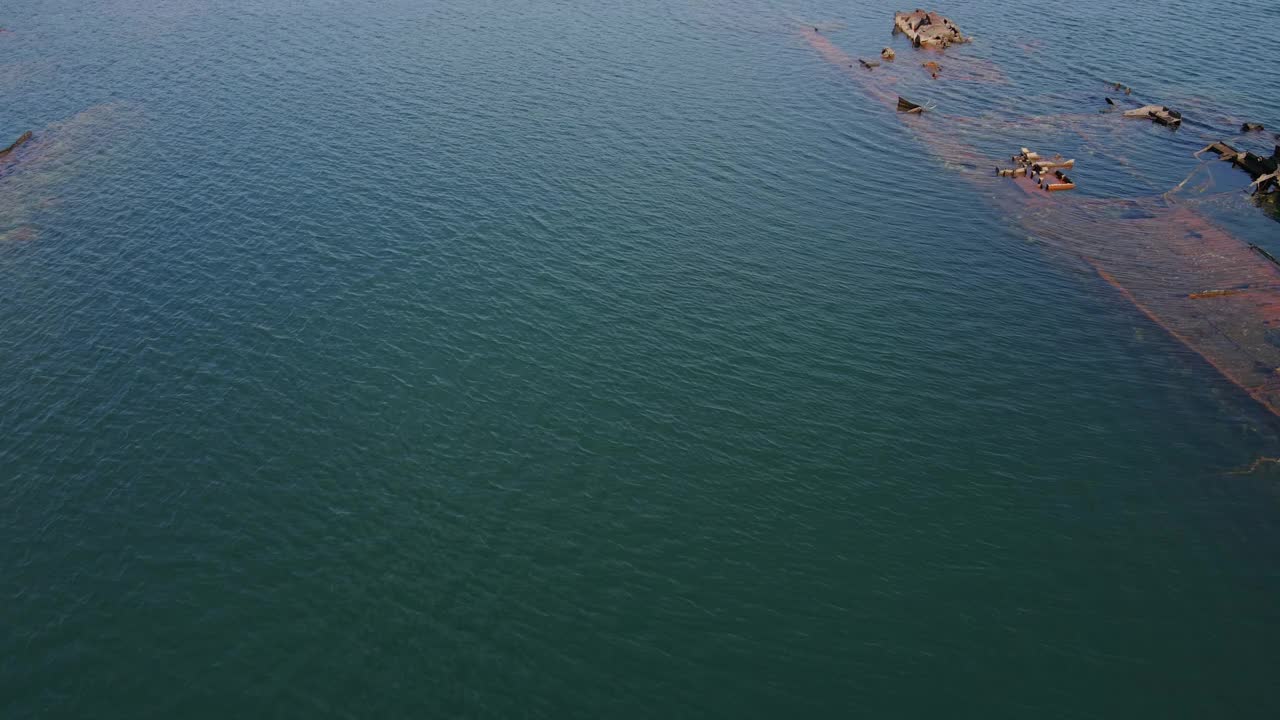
[800,26,1280,417]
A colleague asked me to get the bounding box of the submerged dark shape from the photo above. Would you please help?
[1124,104,1182,127]
[893,9,969,49]
[0,130,32,159]
[859,58,880,69]
[1198,141,1241,161]
[1242,122,1266,132]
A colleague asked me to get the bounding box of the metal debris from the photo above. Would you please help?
[1123,104,1182,127]
[801,15,1280,419]
[897,96,925,114]
[1198,141,1280,195]
[997,148,1077,191]
[1250,243,1280,267]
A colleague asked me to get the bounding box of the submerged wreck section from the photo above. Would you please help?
[1026,202,1280,416]
[893,10,969,49]
[802,18,1280,417]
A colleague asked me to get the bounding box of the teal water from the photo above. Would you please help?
[3,0,1280,716]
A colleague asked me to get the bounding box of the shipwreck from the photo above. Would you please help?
[1197,141,1280,196]
[893,10,969,49]
[801,18,1280,419]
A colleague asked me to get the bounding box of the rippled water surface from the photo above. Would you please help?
[4,0,1280,716]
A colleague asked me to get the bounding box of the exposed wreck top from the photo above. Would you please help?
[1123,104,1182,127]
[894,9,969,49]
